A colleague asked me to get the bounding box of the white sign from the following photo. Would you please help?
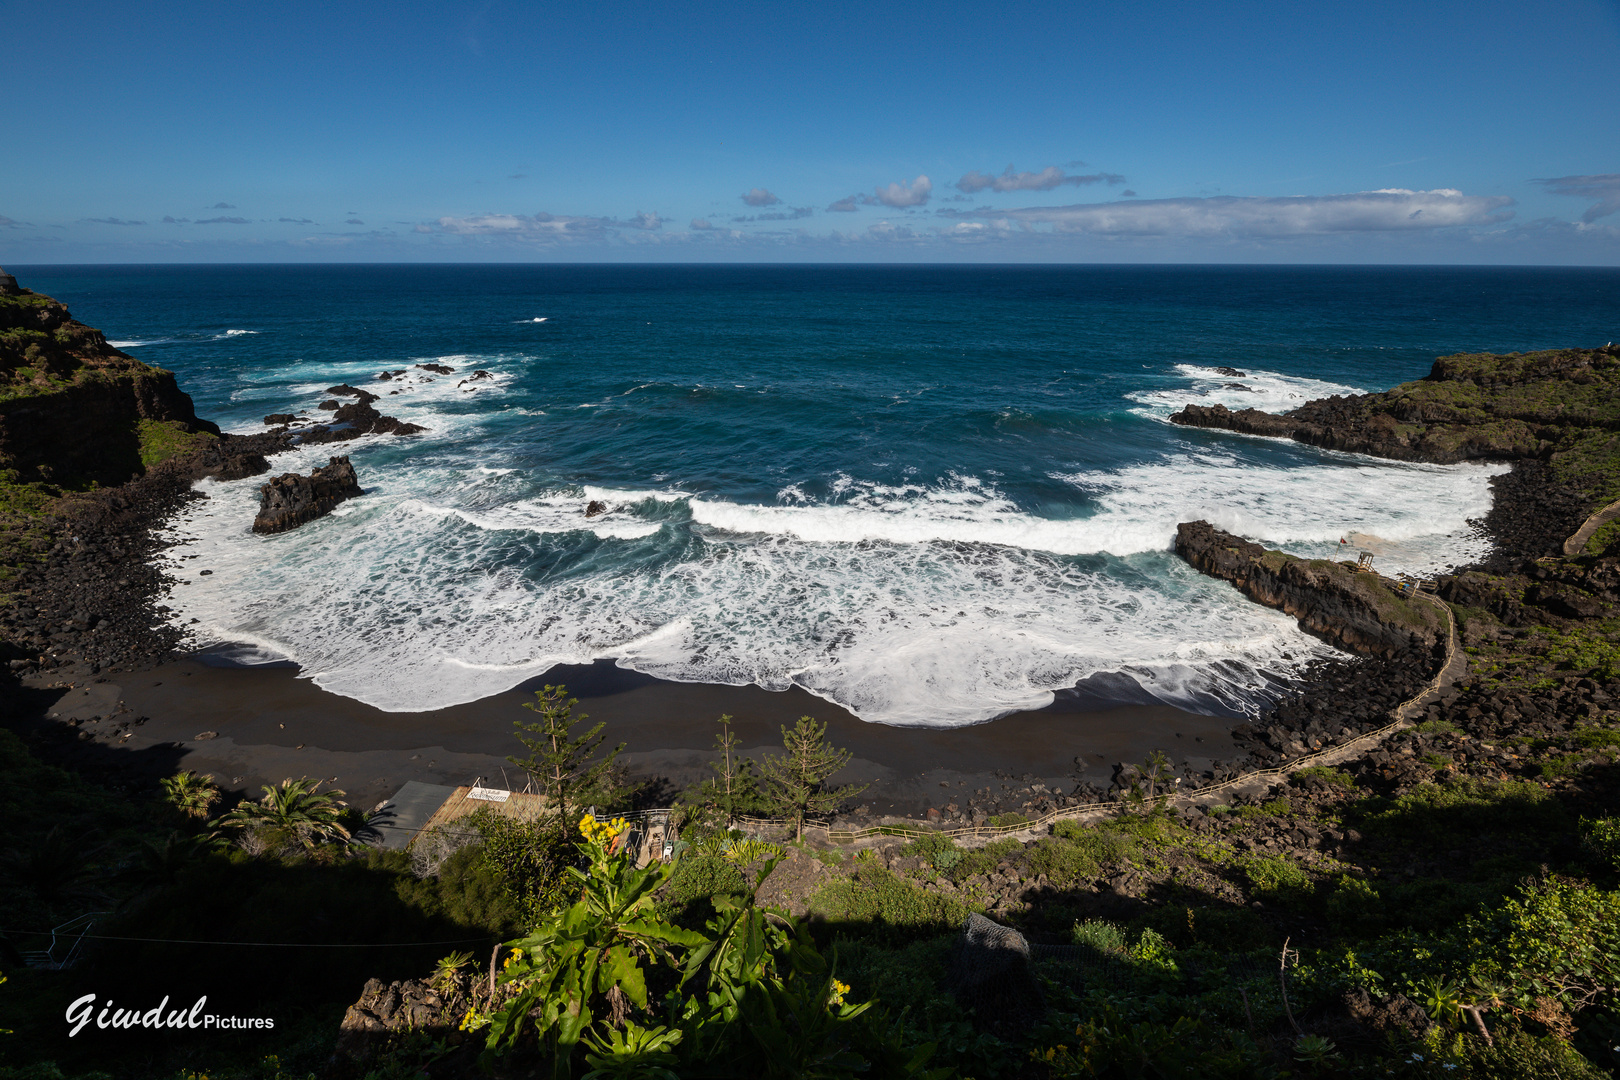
[467,786,510,803]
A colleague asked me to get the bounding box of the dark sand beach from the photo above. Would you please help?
[23,655,1241,818]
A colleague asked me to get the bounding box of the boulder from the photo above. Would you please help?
[301,398,426,442]
[263,413,295,425]
[946,913,1043,1033]
[325,383,378,402]
[585,499,608,518]
[253,456,364,534]
[416,362,455,375]
[333,977,462,1063]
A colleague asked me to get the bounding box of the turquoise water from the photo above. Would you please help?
[16,264,1620,724]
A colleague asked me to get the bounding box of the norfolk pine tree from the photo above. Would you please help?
[508,684,625,824]
[691,714,766,824]
[760,715,867,840]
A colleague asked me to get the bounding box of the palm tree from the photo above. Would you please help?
[1141,750,1174,800]
[215,777,351,852]
[160,770,220,822]
[115,831,208,898]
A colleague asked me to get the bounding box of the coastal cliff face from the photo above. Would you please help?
[1174,520,1447,657]
[0,274,221,502]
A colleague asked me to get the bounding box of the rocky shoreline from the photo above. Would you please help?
[2,274,1617,830]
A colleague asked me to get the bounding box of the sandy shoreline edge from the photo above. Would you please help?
[20,654,1241,817]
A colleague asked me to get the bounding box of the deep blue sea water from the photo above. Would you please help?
[15,264,1620,725]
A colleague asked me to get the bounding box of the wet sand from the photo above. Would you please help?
[30,655,1245,817]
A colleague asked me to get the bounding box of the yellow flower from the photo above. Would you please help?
[828,978,851,1006]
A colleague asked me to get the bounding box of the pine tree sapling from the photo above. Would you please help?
[684,714,766,825]
[509,684,625,824]
[760,716,868,840]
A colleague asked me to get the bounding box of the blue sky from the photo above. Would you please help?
[3,0,1619,263]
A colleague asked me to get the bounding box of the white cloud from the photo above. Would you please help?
[955,165,1126,193]
[430,210,662,240]
[742,187,780,207]
[691,218,715,230]
[827,195,860,212]
[1534,174,1620,223]
[873,175,932,208]
[867,220,918,239]
[940,189,1513,236]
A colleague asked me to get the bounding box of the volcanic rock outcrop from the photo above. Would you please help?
[1,277,223,491]
[252,456,365,534]
[1174,520,1447,657]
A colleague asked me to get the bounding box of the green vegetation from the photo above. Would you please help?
[759,715,868,840]
[1292,764,1357,787]
[678,714,770,824]
[479,817,947,1077]
[507,684,625,826]
[135,417,216,468]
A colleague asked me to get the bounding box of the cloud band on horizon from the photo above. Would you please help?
[937,189,1514,237]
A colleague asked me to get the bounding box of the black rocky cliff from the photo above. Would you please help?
[1174,520,1447,657]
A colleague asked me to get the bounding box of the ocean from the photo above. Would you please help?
[16,264,1620,726]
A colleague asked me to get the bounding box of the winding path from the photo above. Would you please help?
[1563,498,1620,557]
[805,592,1465,845]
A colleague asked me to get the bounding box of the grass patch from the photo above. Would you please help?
[1543,625,1620,680]
[807,863,968,940]
[1584,518,1620,556]
[1292,765,1357,788]
[136,418,216,468]
[987,811,1032,828]
[1240,854,1314,904]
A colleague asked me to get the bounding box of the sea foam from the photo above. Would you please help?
[155,356,1504,727]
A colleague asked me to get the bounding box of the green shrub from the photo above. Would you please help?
[952,837,1024,880]
[1100,807,1185,846]
[466,807,578,926]
[901,832,964,873]
[1569,726,1620,750]
[658,849,748,926]
[1421,1025,1609,1079]
[988,812,1031,828]
[1585,519,1620,556]
[1042,823,1138,881]
[1292,765,1356,788]
[1024,836,1101,887]
[1071,918,1126,954]
[1582,816,1620,871]
[1241,855,1313,904]
[1326,876,1385,934]
[808,864,968,940]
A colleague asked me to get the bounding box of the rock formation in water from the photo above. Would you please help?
[1174,520,1447,656]
[253,456,365,534]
